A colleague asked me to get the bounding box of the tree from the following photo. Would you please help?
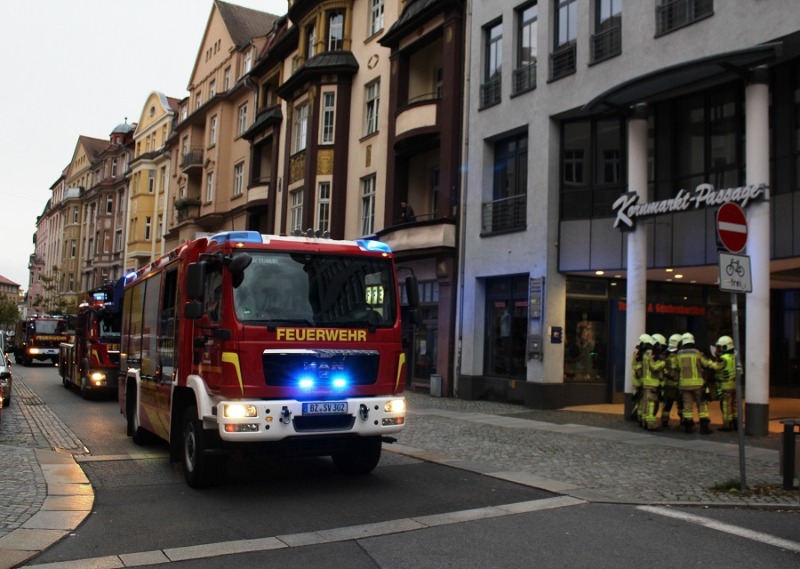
[0,295,20,331]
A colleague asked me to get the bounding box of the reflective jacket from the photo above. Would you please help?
[715,352,736,391]
[632,350,643,389]
[642,351,666,388]
[676,347,724,388]
[664,351,680,388]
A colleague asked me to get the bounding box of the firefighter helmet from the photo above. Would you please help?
[651,333,667,347]
[668,334,682,352]
[716,335,734,352]
[638,334,654,346]
[681,332,695,346]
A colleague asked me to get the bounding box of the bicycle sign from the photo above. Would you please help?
[718,252,752,293]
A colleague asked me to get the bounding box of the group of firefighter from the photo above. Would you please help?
[631,331,739,434]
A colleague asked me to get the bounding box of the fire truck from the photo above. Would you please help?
[58,281,123,398]
[118,230,418,487]
[14,316,71,366]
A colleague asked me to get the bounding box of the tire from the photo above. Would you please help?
[332,436,382,475]
[2,395,9,408]
[80,376,90,400]
[182,404,227,488]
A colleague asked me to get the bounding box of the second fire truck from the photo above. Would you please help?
[119,230,417,487]
[58,281,123,398]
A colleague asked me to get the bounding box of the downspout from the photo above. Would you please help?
[453,0,472,399]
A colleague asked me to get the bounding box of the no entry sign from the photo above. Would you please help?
[717,202,748,253]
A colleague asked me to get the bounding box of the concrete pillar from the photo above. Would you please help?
[744,67,770,436]
[624,104,648,419]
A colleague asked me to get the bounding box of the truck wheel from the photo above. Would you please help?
[80,376,91,400]
[2,395,9,408]
[182,404,227,488]
[332,436,382,475]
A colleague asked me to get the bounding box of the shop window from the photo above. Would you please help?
[564,279,608,382]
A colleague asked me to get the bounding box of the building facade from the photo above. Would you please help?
[458,0,800,436]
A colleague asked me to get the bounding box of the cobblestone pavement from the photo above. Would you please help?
[1,380,798,548]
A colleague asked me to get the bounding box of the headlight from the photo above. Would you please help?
[223,403,258,419]
[29,348,41,355]
[384,399,406,414]
[90,372,106,382]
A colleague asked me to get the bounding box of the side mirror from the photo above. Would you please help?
[405,275,420,308]
[186,262,207,299]
[228,253,252,288]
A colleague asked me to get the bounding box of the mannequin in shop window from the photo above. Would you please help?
[576,312,595,379]
[501,305,512,374]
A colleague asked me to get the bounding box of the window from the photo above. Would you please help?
[206,171,215,202]
[514,3,537,95]
[317,182,331,233]
[361,175,376,235]
[111,158,118,178]
[233,162,244,196]
[244,49,253,73]
[148,170,155,194]
[157,214,163,240]
[656,0,713,35]
[237,103,248,135]
[591,0,621,63]
[196,90,203,110]
[321,92,336,144]
[73,206,79,223]
[106,195,114,213]
[290,188,304,231]
[115,229,123,252]
[306,23,316,58]
[481,22,502,108]
[209,80,216,97]
[224,67,231,90]
[551,0,577,79]
[209,115,218,145]
[370,0,384,36]
[482,133,528,233]
[159,166,167,195]
[364,80,380,136]
[328,10,344,51]
[294,102,309,153]
[145,216,152,241]
[70,240,76,258]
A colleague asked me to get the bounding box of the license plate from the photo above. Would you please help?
[302,402,348,415]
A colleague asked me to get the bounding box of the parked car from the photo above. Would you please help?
[0,351,12,408]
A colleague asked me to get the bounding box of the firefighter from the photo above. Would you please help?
[630,334,652,425]
[641,333,667,431]
[676,332,724,434]
[714,335,738,431]
[659,333,683,429]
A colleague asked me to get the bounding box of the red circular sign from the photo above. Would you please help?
[717,203,748,253]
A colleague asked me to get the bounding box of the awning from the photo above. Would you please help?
[583,42,782,112]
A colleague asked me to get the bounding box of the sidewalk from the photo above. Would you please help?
[1,379,798,568]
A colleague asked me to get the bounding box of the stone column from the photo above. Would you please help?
[744,67,770,436]
[624,104,648,419]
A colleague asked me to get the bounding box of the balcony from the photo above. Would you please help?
[481,195,527,235]
[512,62,536,96]
[174,198,201,223]
[550,42,576,81]
[591,22,621,64]
[656,0,713,36]
[396,97,438,139]
[181,148,204,173]
[479,75,501,109]
[376,217,456,256]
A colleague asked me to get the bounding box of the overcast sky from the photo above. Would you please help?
[0,0,288,293]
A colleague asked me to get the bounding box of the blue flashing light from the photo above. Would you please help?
[356,239,392,253]
[209,230,263,244]
[332,377,348,389]
[298,378,315,389]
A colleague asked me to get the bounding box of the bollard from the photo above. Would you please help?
[780,419,800,490]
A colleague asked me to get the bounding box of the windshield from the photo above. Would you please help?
[33,319,67,335]
[233,251,397,327]
[98,311,121,343]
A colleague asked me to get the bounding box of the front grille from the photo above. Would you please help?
[263,350,379,388]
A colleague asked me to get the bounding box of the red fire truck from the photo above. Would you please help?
[118,230,417,487]
[14,316,71,366]
[58,281,123,398]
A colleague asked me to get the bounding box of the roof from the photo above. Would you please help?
[584,42,782,112]
[216,0,279,49]
[0,275,20,288]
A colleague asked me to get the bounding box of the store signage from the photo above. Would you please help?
[616,300,706,316]
[612,183,767,230]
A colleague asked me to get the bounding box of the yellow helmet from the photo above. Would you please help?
[681,332,695,346]
[638,334,654,346]
[651,333,667,347]
[668,334,682,352]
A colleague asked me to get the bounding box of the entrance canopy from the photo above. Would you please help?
[584,43,782,112]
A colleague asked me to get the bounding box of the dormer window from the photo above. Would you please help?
[244,49,253,73]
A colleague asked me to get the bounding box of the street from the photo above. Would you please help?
[7,364,800,568]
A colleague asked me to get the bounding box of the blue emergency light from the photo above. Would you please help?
[209,231,263,244]
[356,239,392,253]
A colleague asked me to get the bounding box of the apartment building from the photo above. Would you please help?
[127,92,180,273]
[164,1,280,250]
[458,0,800,436]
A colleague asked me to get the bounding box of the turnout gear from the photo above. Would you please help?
[660,335,683,428]
[676,339,724,434]
[640,340,666,431]
[714,340,738,431]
